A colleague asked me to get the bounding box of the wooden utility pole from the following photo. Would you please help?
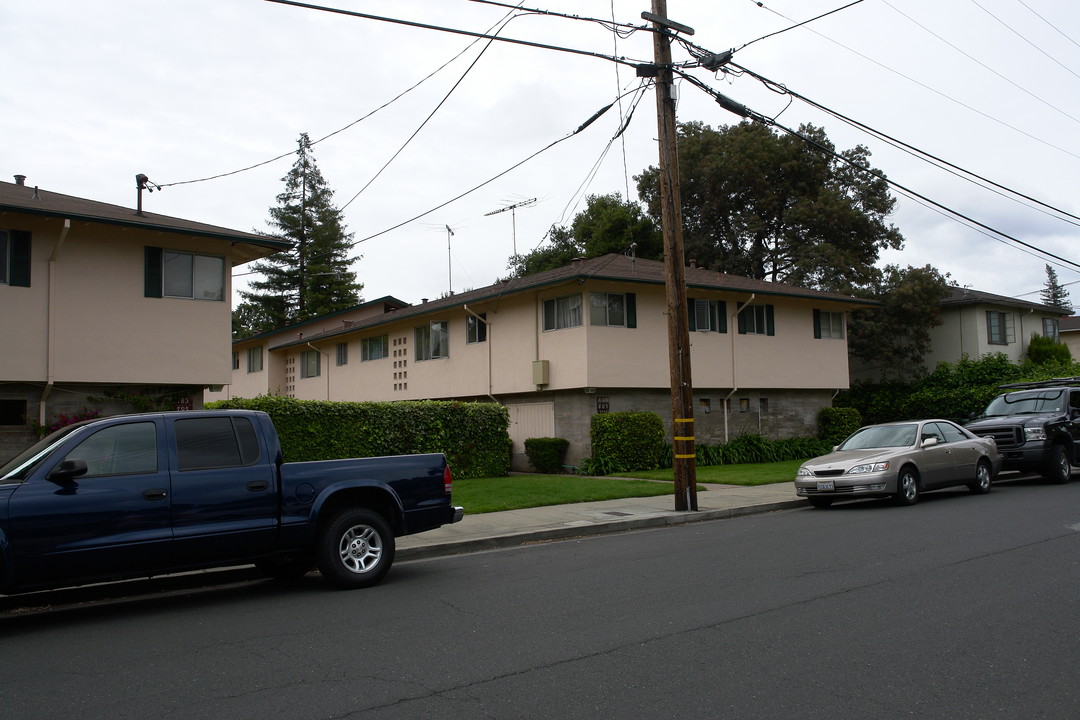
[647,0,697,511]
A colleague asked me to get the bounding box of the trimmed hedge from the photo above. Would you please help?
[818,407,862,446]
[206,396,510,479]
[523,437,570,474]
[590,411,665,472]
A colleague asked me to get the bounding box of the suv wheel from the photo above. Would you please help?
[1044,444,1072,484]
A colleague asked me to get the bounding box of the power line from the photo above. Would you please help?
[676,70,1080,273]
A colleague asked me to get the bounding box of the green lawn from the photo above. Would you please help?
[453,460,801,514]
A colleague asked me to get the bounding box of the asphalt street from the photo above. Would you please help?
[2,478,1079,719]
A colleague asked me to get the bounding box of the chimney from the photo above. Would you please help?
[14,175,26,186]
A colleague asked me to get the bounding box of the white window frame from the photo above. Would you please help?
[361,335,389,361]
[467,314,488,344]
[300,349,321,378]
[590,292,626,327]
[163,250,225,301]
[542,294,583,331]
[336,342,348,366]
[247,346,263,373]
[415,321,449,361]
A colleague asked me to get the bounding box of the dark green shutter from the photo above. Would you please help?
[737,306,748,334]
[718,300,727,333]
[687,297,697,331]
[9,231,31,287]
[626,293,637,328]
[766,305,775,336]
[144,246,163,297]
[813,309,822,338]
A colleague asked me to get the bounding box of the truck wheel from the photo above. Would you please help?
[1043,445,1071,484]
[893,467,920,506]
[317,508,395,589]
[255,555,315,581]
[967,459,992,494]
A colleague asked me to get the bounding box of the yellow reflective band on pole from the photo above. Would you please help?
[674,418,694,423]
[674,436,694,441]
[674,453,696,459]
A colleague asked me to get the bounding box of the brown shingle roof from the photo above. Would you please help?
[0,180,290,265]
[272,253,877,349]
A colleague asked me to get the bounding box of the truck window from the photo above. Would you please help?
[175,417,259,471]
[63,422,158,476]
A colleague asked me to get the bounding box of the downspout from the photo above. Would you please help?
[41,219,71,424]
[306,342,329,400]
[464,304,496,402]
[724,293,755,443]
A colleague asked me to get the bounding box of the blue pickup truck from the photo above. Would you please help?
[0,409,463,594]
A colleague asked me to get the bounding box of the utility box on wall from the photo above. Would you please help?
[532,360,550,386]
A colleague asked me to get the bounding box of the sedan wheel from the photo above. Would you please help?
[968,459,992,494]
[893,467,920,506]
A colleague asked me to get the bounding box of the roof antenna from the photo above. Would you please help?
[135,173,158,216]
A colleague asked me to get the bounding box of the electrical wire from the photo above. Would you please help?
[470,0,645,38]
[675,70,1080,274]
[969,0,1080,82]
[736,0,865,52]
[339,14,513,211]
[731,62,1080,228]
[741,0,1080,163]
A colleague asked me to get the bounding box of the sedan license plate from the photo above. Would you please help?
[816,481,835,491]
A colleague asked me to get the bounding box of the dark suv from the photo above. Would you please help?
[965,378,1080,483]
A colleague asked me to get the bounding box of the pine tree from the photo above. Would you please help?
[1040,264,1073,314]
[236,133,362,335]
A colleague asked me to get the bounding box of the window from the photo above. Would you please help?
[467,314,488,343]
[1043,317,1060,342]
[63,422,158,476]
[301,349,321,378]
[987,311,1014,345]
[0,229,31,287]
[336,342,349,366]
[174,417,259,471]
[590,292,637,328]
[362,335,389,361]
[0,399,28,426]
[687,298,726,332]
[813,310,844,339]
[738,304,775,336]
[542,294,583,331]
[247,347,263,373]
[415,321,448,361]
[231,352,240,371]
[145,246,224,300]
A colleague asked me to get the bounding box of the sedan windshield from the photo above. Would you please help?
[839,424,918,450]
[983,390,1065,416]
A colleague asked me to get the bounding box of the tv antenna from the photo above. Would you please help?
[485,197,536,256]
[445,224,455,295]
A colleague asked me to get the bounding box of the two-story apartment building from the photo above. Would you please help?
[0,176,289,461]
[213,253,876,468]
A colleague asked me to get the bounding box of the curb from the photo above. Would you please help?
[397,499,806,562]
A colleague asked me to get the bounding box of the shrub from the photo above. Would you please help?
[818,407,862,446]
[206,396,510,479]
[1027,334,1072,366]
[523,437,570,474]
[590,411,665,472]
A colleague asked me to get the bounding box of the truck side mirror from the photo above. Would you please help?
[47,458,88,483]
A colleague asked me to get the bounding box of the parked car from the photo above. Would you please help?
[795,419,1001,508]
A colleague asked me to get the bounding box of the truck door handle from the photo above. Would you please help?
[246,481,270,492]
[143,489,168,501]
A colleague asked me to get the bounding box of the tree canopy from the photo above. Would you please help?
[635,120,903,294]
[507,193,661,277]
[235,133,362,338]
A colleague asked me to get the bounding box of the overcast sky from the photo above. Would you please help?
[4,1,1079,308]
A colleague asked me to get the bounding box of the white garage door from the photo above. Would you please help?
[506,402,555,454]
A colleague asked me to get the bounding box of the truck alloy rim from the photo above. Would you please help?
[338,524,383,574]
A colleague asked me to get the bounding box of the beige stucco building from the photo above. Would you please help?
[0,177,288,461]
[211,254,876,469]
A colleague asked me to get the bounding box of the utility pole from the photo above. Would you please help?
[645,1,698,511]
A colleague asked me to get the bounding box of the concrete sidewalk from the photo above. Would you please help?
[397,481,805,560]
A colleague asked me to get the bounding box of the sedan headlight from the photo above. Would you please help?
[847,461,890,475]
[797,467,814,477]
[1024,426,1047,442]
